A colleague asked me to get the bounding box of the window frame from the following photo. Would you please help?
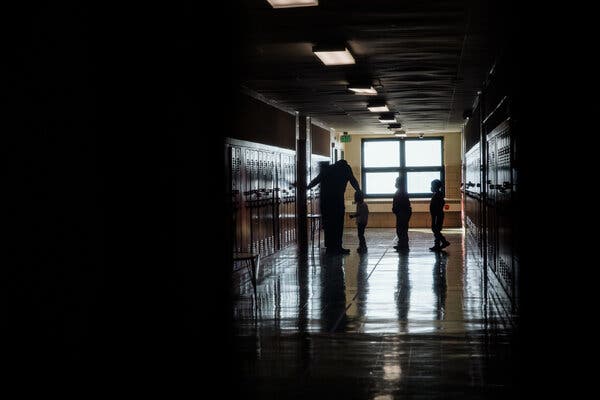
[361,137,445,198]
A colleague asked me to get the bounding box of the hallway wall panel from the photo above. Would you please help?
[464,97,481,151]
[233,94,296,151]
[311,124,331,158]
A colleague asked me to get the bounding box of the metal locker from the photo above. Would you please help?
[492,121,514,302]
[486,135,498,275]
[230,145,244,254]
[465,143,482,254]
[486,120,515,304]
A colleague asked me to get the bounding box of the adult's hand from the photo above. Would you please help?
[291,181,307,189]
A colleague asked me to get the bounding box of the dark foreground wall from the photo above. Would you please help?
[6,2,234,392]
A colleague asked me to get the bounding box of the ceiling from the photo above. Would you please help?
[236,0,512,135]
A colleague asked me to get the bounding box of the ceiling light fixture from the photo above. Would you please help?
[378,113,396,123]
[348,84,377,95]
[394,130,407,137]
[266,0,319,8]
[313,45,355,66]
[367,101,388,112]
[387,123,402,130]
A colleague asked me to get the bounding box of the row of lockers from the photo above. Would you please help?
[464,138,518,311]
[463,61,519,313]
[230,143,297,257]
[228,139,328,258]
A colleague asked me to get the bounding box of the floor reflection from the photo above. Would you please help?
[433,250,447,322]
[321,255,347,332]
[234,228,517,399]
[397,253,410,330]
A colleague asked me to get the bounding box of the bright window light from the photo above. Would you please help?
[363,140,399,167]
[407,171,441,194]
[405,140,442,166]
[348,86,377,95]
[361,137,444,198]
[267,0,318,8]
[365,172,399,195]
[313,48,355,65]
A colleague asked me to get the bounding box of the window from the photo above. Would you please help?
[361,138,444,197]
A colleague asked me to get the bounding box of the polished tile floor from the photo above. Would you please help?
[233,228,518,399]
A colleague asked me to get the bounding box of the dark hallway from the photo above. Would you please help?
[227,2,521,396]
[7,0,599,397]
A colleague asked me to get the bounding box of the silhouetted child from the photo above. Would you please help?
[429,179,450,251]
[392,177,412,251]
[349,190,369,253]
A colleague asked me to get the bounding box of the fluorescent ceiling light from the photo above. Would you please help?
[394,130,407,137]
[387,123,402,129]
[367,102,388,112]
[348,85,377,95]
[313,46,355,66]
[267,0,319,8]
[379,113,396,123]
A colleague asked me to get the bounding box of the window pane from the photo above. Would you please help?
[407,171,441,194]
[365,172,399,195]
[405,140,442,167]
[363,141,400,167]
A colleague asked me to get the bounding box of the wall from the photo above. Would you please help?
[311,123,331,157]
[342,132,462,228]
[232,93,296,150]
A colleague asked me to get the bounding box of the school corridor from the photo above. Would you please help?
[216,1,534,398]
[233,228,517,399]
[11,0,599,396]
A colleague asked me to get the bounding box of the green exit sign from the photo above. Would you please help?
[340,134,351,143]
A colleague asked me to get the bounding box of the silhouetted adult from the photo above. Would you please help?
[307,159,360,255]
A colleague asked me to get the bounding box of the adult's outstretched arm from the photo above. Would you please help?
[307,174,321,190]
[347,168,361,192]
